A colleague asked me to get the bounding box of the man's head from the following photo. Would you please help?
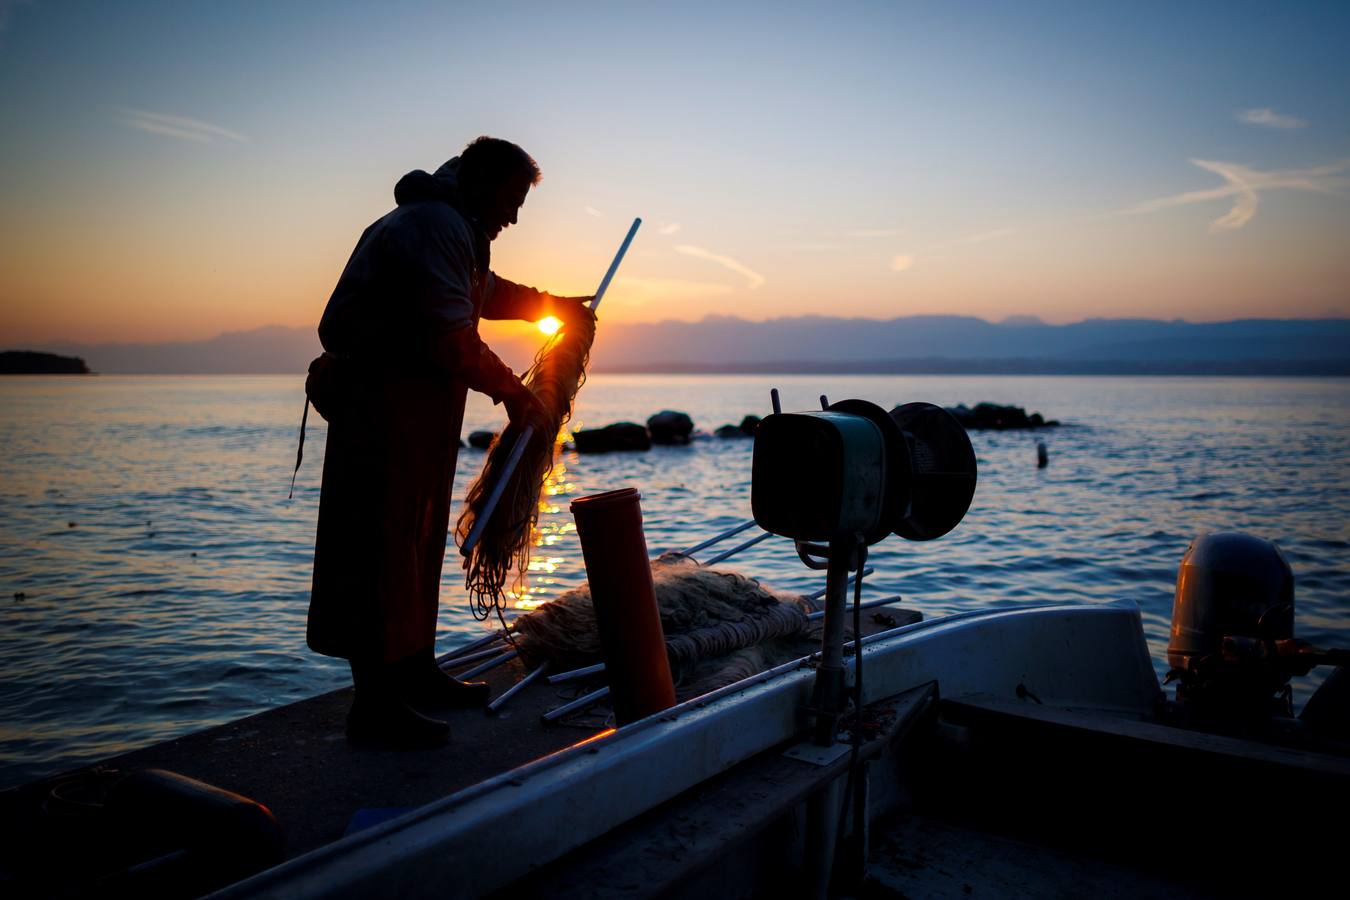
[456,136,541,240]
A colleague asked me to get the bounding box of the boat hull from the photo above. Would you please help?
[215,600,1161,898]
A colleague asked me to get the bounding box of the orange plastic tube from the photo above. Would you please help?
[570,488,676,724]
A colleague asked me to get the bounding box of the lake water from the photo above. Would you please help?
[1,374,1347,789]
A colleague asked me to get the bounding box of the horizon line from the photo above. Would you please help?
[18,311,1350,348]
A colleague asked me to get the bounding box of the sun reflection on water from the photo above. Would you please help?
[515,456,578,610]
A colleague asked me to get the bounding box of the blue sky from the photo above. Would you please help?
[1,1,1347,342]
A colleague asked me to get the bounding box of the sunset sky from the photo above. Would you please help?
[1,1,1347,344]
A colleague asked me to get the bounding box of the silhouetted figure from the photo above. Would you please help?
[306,137,593,748]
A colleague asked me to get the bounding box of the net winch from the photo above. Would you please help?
[751,395,977,744]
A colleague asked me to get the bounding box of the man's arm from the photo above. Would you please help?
[430,326,547,426]
[430,326,520,401]
[482,274,593,326]
[389,207,546,421]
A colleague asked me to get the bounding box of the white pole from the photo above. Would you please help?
[701,530,773,566]
[457,649,519,680]
[459,425,534,557]
[590,218,641,312]
[542,686,611,723]
[487,661,551,715]
[436,629,508,664]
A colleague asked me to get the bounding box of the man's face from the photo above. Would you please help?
[481,172,532,240]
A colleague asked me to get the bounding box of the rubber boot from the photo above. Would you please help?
[346,658,450,749]
[398,647,491,711]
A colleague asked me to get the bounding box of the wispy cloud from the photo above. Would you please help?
[950,227,1018,247]
[584,206,603,218]
[1117,158,1350,232]
[614,276,735,300]
[115,108,249,144]
[847,228,902,239]
[674,244,765,289]
[887,226,1016,272]
[1237,107,1306,130]
[658,222,681,235]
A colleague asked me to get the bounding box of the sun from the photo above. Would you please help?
[536,316,562,335]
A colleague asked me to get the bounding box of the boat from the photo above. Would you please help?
[3,396,1345,899]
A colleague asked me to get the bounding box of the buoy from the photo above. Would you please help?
[1037,441,1048,468]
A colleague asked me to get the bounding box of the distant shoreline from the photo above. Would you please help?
[6,365,1345,378]
[22,315,1348,377]
[590,358,1350,377]
[0,351,90,375]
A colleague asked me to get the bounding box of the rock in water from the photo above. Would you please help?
[573,422,652,453]
[714,415,761,439]
[940,402,1058,430]
[467,431,496,449]
[647,410,694,445]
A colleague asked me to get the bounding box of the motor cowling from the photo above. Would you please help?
[1166,532,1295,709]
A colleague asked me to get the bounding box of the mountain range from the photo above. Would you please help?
[23,315,1350,375]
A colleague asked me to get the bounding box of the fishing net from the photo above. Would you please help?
[456,313,597,628]
[512,555,842,696]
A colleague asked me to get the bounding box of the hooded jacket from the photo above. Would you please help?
[317,160,547,404]
[307,161,557,663]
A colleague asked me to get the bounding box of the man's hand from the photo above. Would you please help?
[503,383,550,437]
[552,295,597,329]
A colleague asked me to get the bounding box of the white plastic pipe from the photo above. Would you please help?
[590,218,641,312]
[487,662,551,715]
[459,425,534,557]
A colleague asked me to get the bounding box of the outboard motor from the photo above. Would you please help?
[1166,532,1295,715]
[1166,532,1350,735]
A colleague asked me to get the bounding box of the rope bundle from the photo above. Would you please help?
[456,313,597,626]
[664,603,810,668]
[512,556,832,694]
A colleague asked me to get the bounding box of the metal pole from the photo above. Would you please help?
[436,631,508,665]
[702,530,773,566]
[809,568,872,602]
[542,686,611,723]
[770,388,781,415]
[590,218,642,312]
[547,662,606,684]
[809,536,858,746]
[805,594,900,621]
[459,424,535,558]
[458,649,519,680]
[486,662,551,715]
[438,645,510,669]
[676,519,757,558]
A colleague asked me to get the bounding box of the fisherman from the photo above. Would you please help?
[306,137,594,748]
